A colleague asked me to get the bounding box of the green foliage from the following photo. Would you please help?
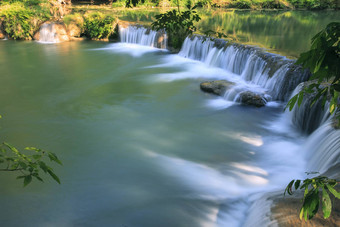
[112,0,128,7]
[63,13,84,26]
[202,29,231,40]
[287,0,337,9]
[229,0,252,9]
[0,3,34,40]
[0,143,62,186]
[195,0,212,7]
[83,12,116,39]
[151,6,201,49]
[285,175,340,220]
[0,0,52,40]
[286,22,340,123]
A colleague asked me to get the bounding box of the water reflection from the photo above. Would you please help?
[116,9,340,58]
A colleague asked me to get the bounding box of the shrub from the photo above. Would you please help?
[0,3,35,40]
[112,0,126,7]
[83,12,116,39]
[0,0,52,40]
[287,0,336,9]
[151,6,201,50]
[229,0,252,9]
[63,13,84,27]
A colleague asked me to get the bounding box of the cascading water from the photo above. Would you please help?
[179,36,310,103]
[38,23,59,43]
[287,84,339,175]
[30,24,340,226]
[303,120,340,174]
[176,34,340,224]
[288,84,330,134]
[119,25,167,49]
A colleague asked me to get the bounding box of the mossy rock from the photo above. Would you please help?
[238,91,267,107]
[200,80,235,96]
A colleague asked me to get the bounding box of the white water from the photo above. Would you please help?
[111,28,340,226]
[38,23,59,43]
[179,36,309,103]
[30,26,339,226]
[119,25,167,49]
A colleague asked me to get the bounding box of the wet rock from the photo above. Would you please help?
[200,80,235,96]
[67,23,82,38]
[54,23,69,42]
[34,22,69,42]
[238,91,267,107]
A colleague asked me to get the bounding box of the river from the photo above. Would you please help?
[0,9,339,227]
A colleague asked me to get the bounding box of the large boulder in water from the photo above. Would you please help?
[200,80,235,96]
[200,80,267,107]
[238,91,267,107]
[34,22,69,42]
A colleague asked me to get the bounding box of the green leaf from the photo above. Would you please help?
[322,187,332,219]
[294,180,301,190]
[47,169,61,184]
[38,161,48,173]
[32,154,42,160]
[48,152,62,165]
[18,161,27,169]
[285,180,295,195]
[23,175,32,187]
[329,103,336,114]
[299,207,304,220]
[326,185,340,199]
[305,190,319,220]
[297,93,304,107]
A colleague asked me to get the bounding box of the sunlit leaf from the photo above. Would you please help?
[322,188,332,219]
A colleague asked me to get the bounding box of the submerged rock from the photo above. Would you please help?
[200,80,235,96]
[200,80,267,107]
[238,91,267,107]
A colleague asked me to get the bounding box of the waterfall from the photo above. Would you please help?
[38,23,59,43]
[178,34,339,178]
[286,83,339,175]
[179,36,310,102]
[303,121,340,174]
[118,25,167,49]
[288,83,330,134]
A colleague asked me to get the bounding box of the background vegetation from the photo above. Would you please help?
[0,0,52,40]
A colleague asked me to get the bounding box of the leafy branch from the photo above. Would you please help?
[285,175,340,220]
[151,5,201,49]
[0,142,62,186]
[285,22,340,124]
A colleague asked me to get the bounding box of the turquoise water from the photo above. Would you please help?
[0,40,306,226]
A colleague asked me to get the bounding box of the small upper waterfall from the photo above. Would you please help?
[179,36,310,102]
[119,25,167,49]
[38,23,59,43]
